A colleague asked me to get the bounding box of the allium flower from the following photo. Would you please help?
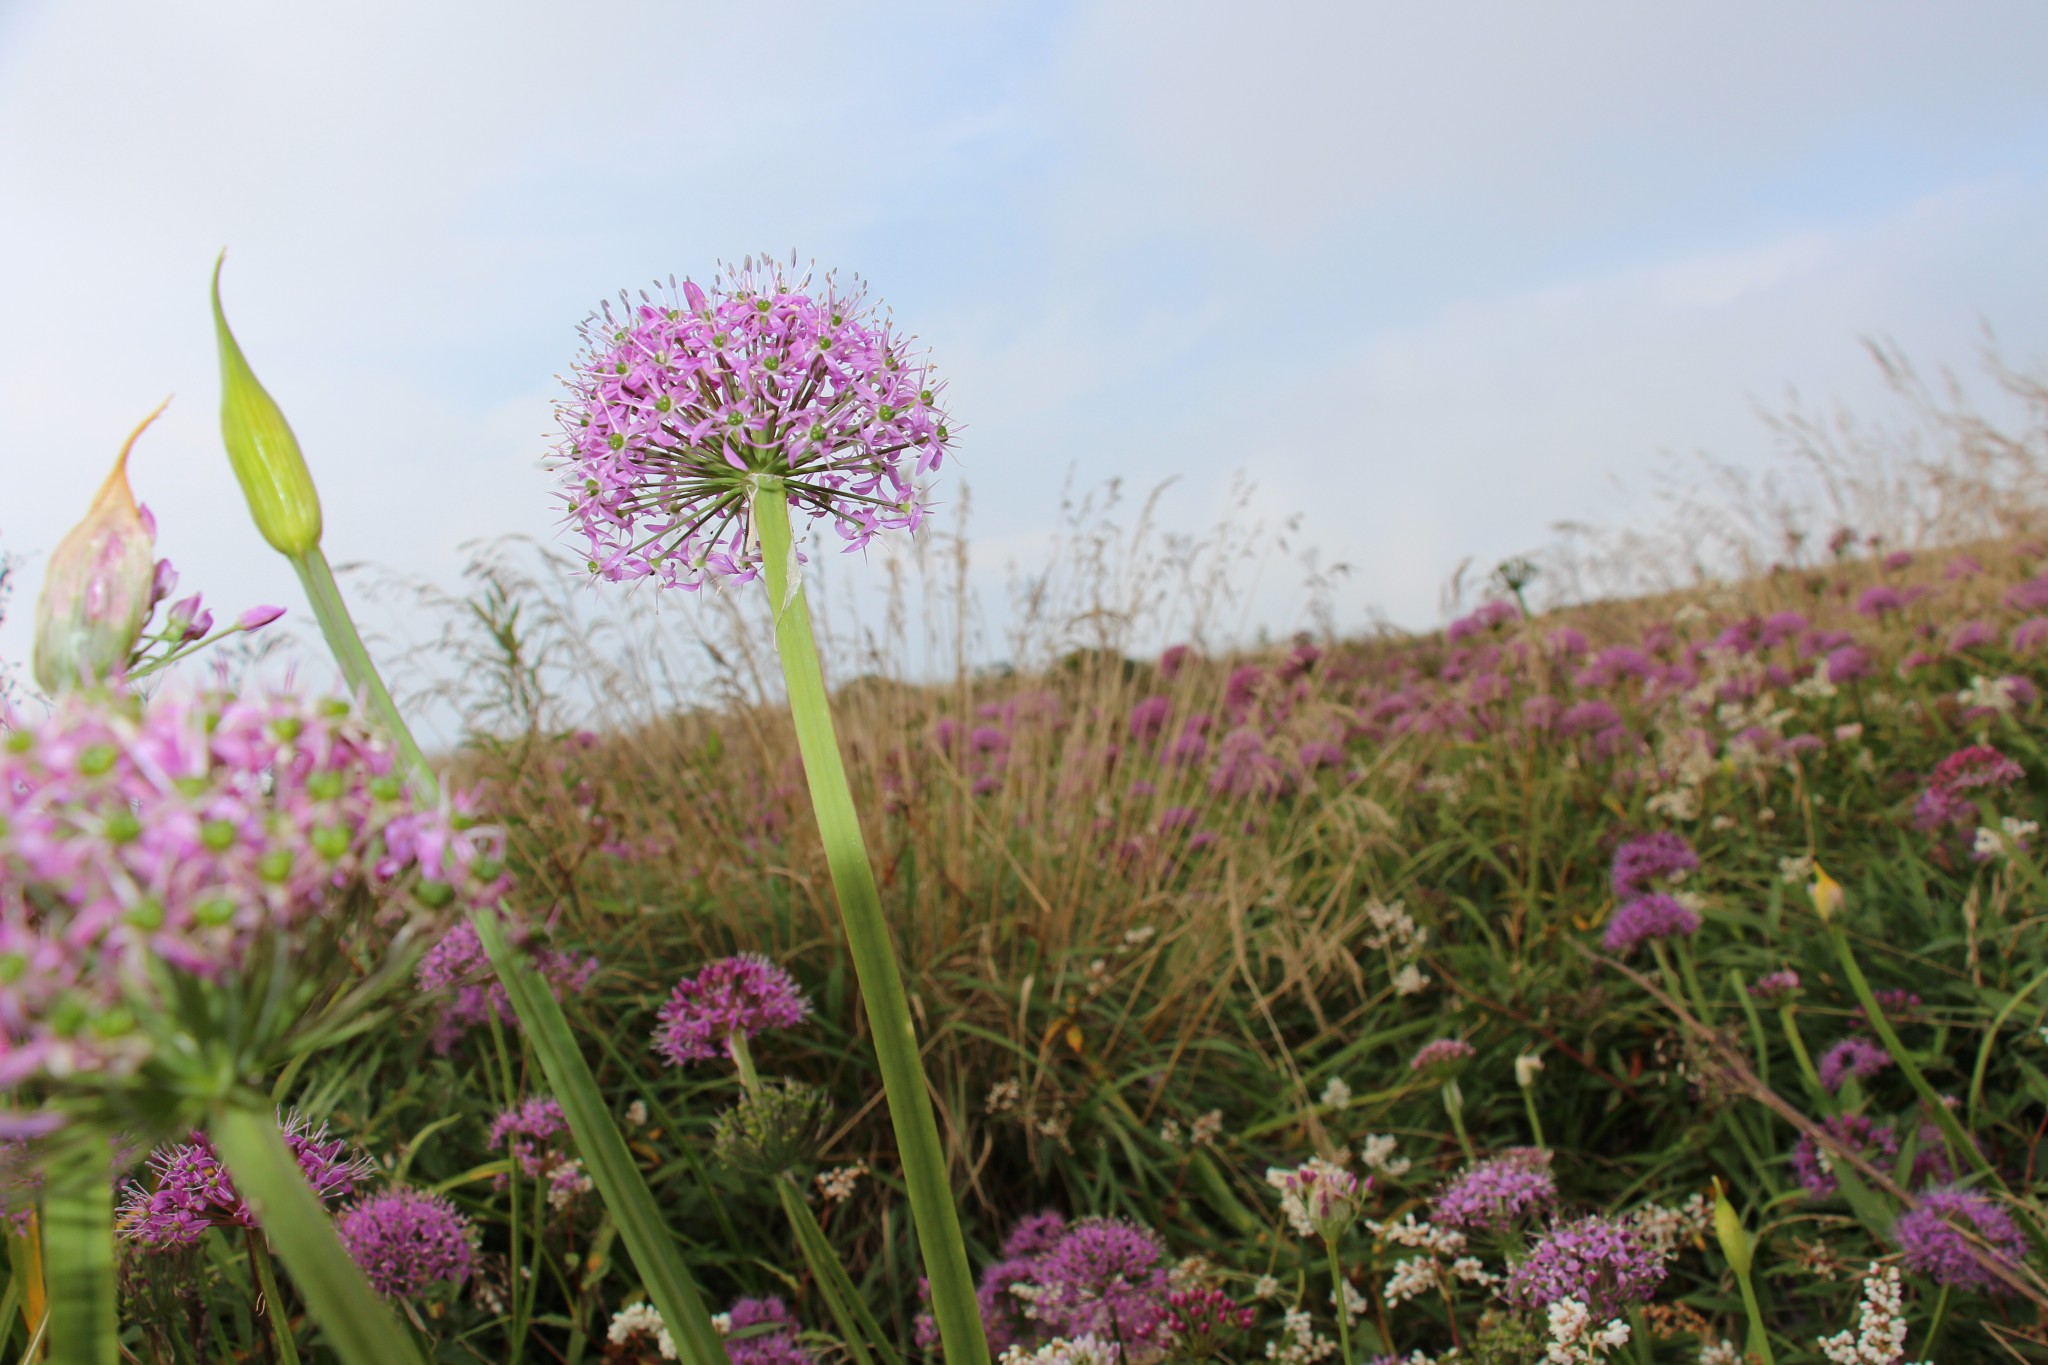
[1505,1215,1666,1318]
[1790,1115,1898,1198]
[1003,1210,1071,1259]
[415,919,600,1054]
[1818,1036,1894,1093]
[489,1095,571,1182]
[653,953,811,1066]
[554,255,951,590]
[336,1188,476,1299]
[119,1112,371,1248]
[1749,969,1802,1003]
[1163,1286,1254,1353]
[1600,894,1701,956]
[1027,1218,1173,1346]
[1430,1150,1558,1233]
[0,686,502,1095]
[722,1295,815,1365]
[1610,832,1697,898]
[1894,1188,2027,1292]
[1411,1037,1476,1072]
[1267,1158,1366,1241]
[1934,744,2025,793]
[1854,586,1906,618]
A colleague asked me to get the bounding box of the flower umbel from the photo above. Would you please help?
[336,1188,476,1299]
[555,254,952,589]
[654,953,811,1067]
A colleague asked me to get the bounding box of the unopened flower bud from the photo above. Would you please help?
[1810,862,1845,923]
[212,255,322,557]
[1711,1179,1752,1277]
[33,403,166,693]
[237,605,286,631]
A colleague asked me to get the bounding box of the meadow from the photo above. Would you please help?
[6,264,2048,1364]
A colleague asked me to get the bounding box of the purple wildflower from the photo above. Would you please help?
[2005,574,2048,613]
[1852,990,1922,1030]
[1855,586,1906,617]
[1505,1214,1666,1318]
[1749,969,1801,1003]
[1163,1287,1255,1353]
[1028,1218,1173,1347]
[1932,745,2025,794]
[1610,832,1698,899]
[1601,894,1701,956]
[415,920,600,1055]
[119,1114,371,1248]
[1895,1189,2027,1292]
[654,953,810,1066]
[554,257,951,589]
[489,1096,571,1179]
[1002,1209,1070,1259]
[1209,728,1287,799]
[1949,620,1997,652]
[1430,1150,1558,1232]
[723,1296,815,1365]
[1411,1038,1476,1072]
[1447,600,1520,643]
[337,1189,474,1299]
[1128,696,1172,743]
[0,687,504,1089]
[1825,644,1873,684]
[1790,1115,1897,1198]
[1557,700,1623,738]
[1818,1036,1894,1093]
[2012,617,2048,654]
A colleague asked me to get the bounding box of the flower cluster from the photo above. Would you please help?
[653,954,811,1067]
[1817,1263,1929,1365]
[554,255,951,590]
[1912,744,2025,832]
[717,1295,815,1365]
[933,1211,1176,1357]
[1599,893,1701,956]
[1429,1149,1558,1233]
[1893,1188,2027,1292]
[414,919,599,1054]
[336,1188,476,1299]
[1790,1115,1898,1198]
[119,1112,371,1248]
[1267,1157,1366,1241]
[1818,1036,1894,1093]
[1504,1215,1666,1318]
[0,686,503,1093]
[1410,1037,1475,1072]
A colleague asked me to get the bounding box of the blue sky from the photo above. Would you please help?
[6,1,2048,691]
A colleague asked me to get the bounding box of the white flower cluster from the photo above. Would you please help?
[1361,1132,1412,1177]
[1369,1213,1492,1304]
[1959,674,2022,715]
[1266,1157,1361,1240]
[1264,1307,1339,1363]
[815,1161,868,1204]
[998,1336,1120,1364]
[1629,1193,1711,1258]
[1545,1298,1631,1364]
[1973,816,2038,862]
[1816,1264,1931,1365]
[1697,1341,1742,1365]
[1365,899,1432,995]
[1320,1076,1353,1109]
[607,1302,677,1361]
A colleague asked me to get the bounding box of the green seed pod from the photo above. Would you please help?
[33,403,165,694]
[212,255,323,557]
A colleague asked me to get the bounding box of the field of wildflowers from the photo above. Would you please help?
[5,256,2048,1363]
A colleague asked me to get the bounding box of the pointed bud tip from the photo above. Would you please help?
[211,257,323,557]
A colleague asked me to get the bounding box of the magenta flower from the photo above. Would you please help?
[1610,832,1697,899]
[489,1096,571,1179]
[338,1189,475,1299]
[1748,969,1801,1003]
[1895,1189,2027,1292]
[415,920,599,1054]
[1601,894,1701,956]
[1430,1150,1558,1233]
[1949,620,1997,652]
[1447,600,1520,642]
[1411,1037,1476,1072]
[654,953,811,1066]
[2012,617,2048,654]
[1790,1115,1897,1198]
[1818,1036,1894,1093]
[1027,1218,1174,1347]
[0,686,503,1091]
[119,1113,371,1248]
[1855,586,1906,618]
[1505,1214,1665,1317]
[1164,1287,1255,1353]
[723,1295,815,1364]
[554,256,951,590]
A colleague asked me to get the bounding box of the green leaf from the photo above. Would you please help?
[775,1178,902,1365]
[41,1132,116,1365]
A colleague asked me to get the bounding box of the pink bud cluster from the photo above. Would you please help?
[555,254,951,590]
[0,686,506,1089]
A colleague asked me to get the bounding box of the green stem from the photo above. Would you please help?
[246,1229,303,1365]
[1324,1236,1353,1365]
[210,1101,424,1365]
[754,488,990,1365]
[288,539,730,1363]
[488,1011,527,1365]
[1441,1080,1474,1163]
[289,549,432,791]
[727,1033,762,1095]
[1519,1085,1546,1151]
[1733,1264,1775,1365]
[1777,1006,1825,1106]
[42,1135,116,1365]
[1921,1283,1950,1358]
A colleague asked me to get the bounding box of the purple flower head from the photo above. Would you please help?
[119,1112,371,1249]
[2012,617,2048,654]
[1790,1115,1897,1198]
[337,1189,475,1299]
[1002,1209,1070,1259]
[1601,894,1701,956]
[1825,644,1873,684]
[1506,1214,1665,1318]
[1759,611,1809,648]
[1209,728,1287,799]
[416,920,600,1055]
[1949,619,1997,652]
[2005,574,2048,613]
[1852,990,1921,1031]
[489,1096,571,1179]
[1028,1218,1173,1346]
[1748,969,1801,1004]
[1447,600,1520,643]
[1610,832,1698,899]
[1932,745,2025,795]
[1128,696,1172,744]
[1557,700,1623,738]
[1818,1036,1894,1093]
[1855,586,1906,618]
[723,1295,815,1365]
[1895,1189,2027,1292]
[654,953,811,1066]
[554,256,952,590]
[1430,1150,1558,1233]
[0,686,504,1091]
[1411,1037,1476,1072]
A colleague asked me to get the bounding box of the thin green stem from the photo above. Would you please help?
[727,1033,762,1095]
[210,1101,425,1365]
[1733,1265,1775,1365]
[289,550,431,791]
[488,1010,527,1365]
[41,1135,116,1365]
[246,1229,303,1365]
[1519,1085,1546,1151]
[1324,1237,1353,1365]
[1441,1080,1474,1163]
[754,487,990,1365]
[1777,1006,1825,1106]
[1921,1283,1951,1358]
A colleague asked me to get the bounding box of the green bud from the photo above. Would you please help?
[655,395,672,413]
[123,899,165,931]
[472,856,503,882]
[90,1006,135,1039]
[212,254,323,557]
[270,715,303,743]
[311,825,352,861]
[608,432,626,451]
[78,744,118,777]
[306,770,345,801]
[0,953,26,984]
[104,810,141,844]
[711,1079,835,1179]
[200,820,237,852]
[194,896,237,926]
[368,775,405,802]
[258,849,295,884]
[414,880,455,909]
[1712,1180,1752,1277]
[33,403,165,694]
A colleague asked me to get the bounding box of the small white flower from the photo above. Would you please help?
[1252,1274,1283,1300]
[1392,962,1431,996]
[624,1099,648,1128]
[1515,1052,1545,1089]
[609,1302,678,1361]
[1360,1132,1411,1177]
[1319,1076,1353,1110]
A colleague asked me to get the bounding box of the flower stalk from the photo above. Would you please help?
[753,484,990,1365]
[42,1133,116,1365]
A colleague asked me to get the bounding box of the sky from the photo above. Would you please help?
[5,0,2048,699]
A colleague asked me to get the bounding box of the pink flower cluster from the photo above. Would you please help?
[119,1112,372,1248]
[336,1188,476,1299]
[415,920,599,1054]
[0,686,505,1089]
[653,953,811,1067]
[555,255,951,590]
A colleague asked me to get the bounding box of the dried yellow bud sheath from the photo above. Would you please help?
[33,402,165,692]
